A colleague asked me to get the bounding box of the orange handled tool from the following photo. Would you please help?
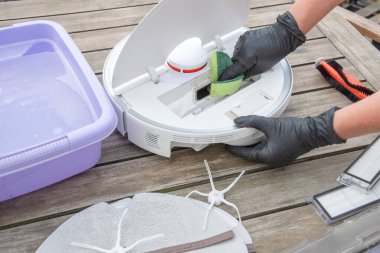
[315,58,375,102]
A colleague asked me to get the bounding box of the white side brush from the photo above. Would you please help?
[186,160,245,231]
[71,208,163,253]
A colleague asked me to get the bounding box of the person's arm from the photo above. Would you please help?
[223,0,380,168]
[226,92,380,168]
[219,0,344,81]
[334,91,380,139]
[290,0,344,34]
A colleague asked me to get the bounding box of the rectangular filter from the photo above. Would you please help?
[338,136,380,191]
[310,181,380,224]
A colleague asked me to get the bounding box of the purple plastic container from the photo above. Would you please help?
[0,21,117,202]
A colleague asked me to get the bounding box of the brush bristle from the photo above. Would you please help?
[316,59,374,102]
[325,59,375,96]
[317,64,360,102]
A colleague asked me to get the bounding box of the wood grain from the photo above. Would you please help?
[99,132,149,165]
[0,2,378,253]
[370,13,380,24]
[0,215,70,253]
[244,205,333,253]
[0,150,361,253]
[1,89,377,229]
[1,150,371,253]
[0,1,293,32]
[0,0,293,21]
[246,4,290,27]
[0,0,157,21]
[318,9,380,90]
[355,3,380,18]
[71,23,323,53]
[336,6,380,44]
[170,150,362,219]
[287,38,342,66]
[0,4,155,31]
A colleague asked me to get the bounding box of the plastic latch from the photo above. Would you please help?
[147,66,160,84]
[214,35,225,51]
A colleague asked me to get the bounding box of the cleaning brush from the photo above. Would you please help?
[315,58,375,102]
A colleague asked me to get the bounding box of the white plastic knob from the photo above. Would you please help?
[166,37,208,73]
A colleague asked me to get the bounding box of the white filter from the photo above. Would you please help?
[310,182,380,224]
[338,136,380,191]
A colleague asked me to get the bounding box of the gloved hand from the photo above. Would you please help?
[219,11,306,81]
[226,108,345,168]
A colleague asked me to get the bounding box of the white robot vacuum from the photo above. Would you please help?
[103,0,293,157]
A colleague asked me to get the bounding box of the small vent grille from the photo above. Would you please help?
[173,134,244,144]
[145,132,160,149]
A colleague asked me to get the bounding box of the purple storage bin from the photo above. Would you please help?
[0,21,117,202]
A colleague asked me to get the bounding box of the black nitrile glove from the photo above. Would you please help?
[220,11,306,81]
[226,108,346,168]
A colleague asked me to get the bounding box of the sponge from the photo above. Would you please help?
[209,51,243,97]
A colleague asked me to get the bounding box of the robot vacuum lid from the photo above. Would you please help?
[112,0,250,88]
[104,0,293,134]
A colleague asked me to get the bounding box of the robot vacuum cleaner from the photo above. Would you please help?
[103,0,293,157]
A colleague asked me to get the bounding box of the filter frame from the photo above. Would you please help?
[311,185,380,223]
[338,136,380,190]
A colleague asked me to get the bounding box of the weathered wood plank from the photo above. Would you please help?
[340,9,380,43]
[287,38,342,66]
[250,0,293,9]
[0,0,157,21]
[345,20,380,44]
[0,2,293,32]
[0,215,70,253]
[370,13,380,24]
[0,0,293,21]
[171,150,362,221]
[336,6,380,44]
[355,3,380,18]
[0,150,362,253]
[1,88,377,229]
[246,4,290,27]
[0,4,154,31]
[71,26,134,53]
[99,132,149,165]
[318,9,380,90]
[1,2,378,253]
[244,205,332,253]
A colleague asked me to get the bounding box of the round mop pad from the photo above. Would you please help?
[209,51,244,97]
[36,193,254,253]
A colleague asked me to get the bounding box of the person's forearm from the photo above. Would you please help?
[333,92,380,140]
[289,0,344,34]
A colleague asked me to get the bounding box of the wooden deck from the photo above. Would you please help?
[1,1,380,252]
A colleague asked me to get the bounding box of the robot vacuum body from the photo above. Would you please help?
[103,0,293,157]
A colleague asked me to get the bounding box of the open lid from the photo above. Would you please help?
[112,0,250,87]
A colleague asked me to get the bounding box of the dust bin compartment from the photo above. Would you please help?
[0,21,117,202]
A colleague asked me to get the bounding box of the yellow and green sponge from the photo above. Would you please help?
[209,51,243,97]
